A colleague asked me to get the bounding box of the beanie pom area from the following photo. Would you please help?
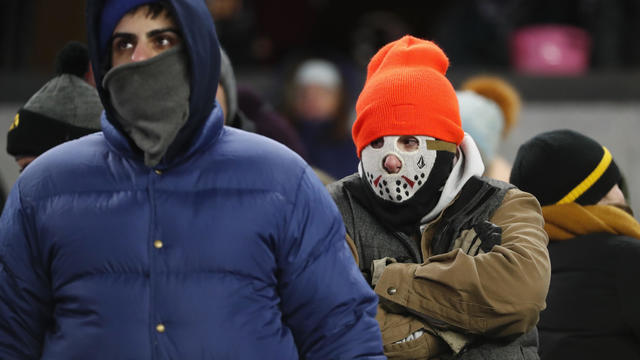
[55,41,90,77]
[461,75,521,137]
[366,35,449,81]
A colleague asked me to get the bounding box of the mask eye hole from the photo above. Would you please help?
[370,138,384,149]
[397,136,419,152]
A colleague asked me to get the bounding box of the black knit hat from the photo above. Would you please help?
[510,129,621,206]
[6,42,102,157]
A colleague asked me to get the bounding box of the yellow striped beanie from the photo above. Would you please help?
[510,129,621,206]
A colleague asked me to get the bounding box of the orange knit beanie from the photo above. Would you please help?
[352,35,463,157]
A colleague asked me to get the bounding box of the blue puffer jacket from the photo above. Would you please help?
[0,0,384,359]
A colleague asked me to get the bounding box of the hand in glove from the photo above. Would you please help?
[452,220,502,256]
[371,257,397,287]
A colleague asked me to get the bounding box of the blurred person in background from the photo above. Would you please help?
[207,0,321,65]
[510,129,640,360]
[328,35,550,359]
[217,47,308,158]
[0,0,384,358]
[433,0,520,67]
[285,58,359,179]
[5,41,102,172]
[237,86,309,161]
[457,75,521,182]
[217,48,338,183]
[216,47,254,130]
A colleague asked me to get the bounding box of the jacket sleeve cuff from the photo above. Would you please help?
[374,263,418,309]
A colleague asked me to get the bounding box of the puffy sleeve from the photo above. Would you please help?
[374,188,551,337]
[276,167,385,359]
[0,181,52,359]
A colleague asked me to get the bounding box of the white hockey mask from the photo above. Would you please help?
[360,135,457,203]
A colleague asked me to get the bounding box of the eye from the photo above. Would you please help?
[153,33,181,50]
[398,136,419,152]
[156,36,171,47]
[370,138,384,149]
[113,37,134,52]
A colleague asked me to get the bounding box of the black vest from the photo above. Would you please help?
[328,174,512,280]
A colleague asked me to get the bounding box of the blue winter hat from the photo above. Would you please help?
[99,0,159,54]
[457,90,504,165]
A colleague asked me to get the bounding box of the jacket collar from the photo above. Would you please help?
[101,105,224,170]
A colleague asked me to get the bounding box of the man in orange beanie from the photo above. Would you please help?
[328,35,551,359]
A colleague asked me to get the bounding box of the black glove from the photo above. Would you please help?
[452,220,502,256]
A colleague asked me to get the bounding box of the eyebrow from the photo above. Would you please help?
[111,32,135,43]
[111,27,180,43]
[146,27,181,38]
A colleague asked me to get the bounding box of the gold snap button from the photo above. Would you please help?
[154,169,162,175]
[154,240,163,249]
[156,323,166,333]
[387,287,397,295]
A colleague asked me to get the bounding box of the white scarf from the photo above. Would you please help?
[420,133,485,226]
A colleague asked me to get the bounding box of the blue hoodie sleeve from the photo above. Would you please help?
[277,167,385,359]
[0,182,51,359]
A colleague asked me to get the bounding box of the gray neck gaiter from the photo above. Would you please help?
[103,46,190,167]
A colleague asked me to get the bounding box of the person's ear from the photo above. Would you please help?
[85,61,96,88]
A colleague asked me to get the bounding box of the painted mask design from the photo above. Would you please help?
[361,135,454,203]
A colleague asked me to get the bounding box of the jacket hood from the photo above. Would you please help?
[86,0,222,167]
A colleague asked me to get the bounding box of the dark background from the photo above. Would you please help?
[1,0,640,103]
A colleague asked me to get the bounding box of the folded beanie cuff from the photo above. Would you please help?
[7,109,99,157]
[353,102,462,156]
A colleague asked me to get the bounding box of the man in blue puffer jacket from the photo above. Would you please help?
[0,1,384,359]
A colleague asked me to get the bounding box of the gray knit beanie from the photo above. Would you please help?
[7,42,103,157]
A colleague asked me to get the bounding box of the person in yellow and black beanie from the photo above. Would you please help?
[510,129,623,207]
[6,41,103,172]
[510,129,640,360]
